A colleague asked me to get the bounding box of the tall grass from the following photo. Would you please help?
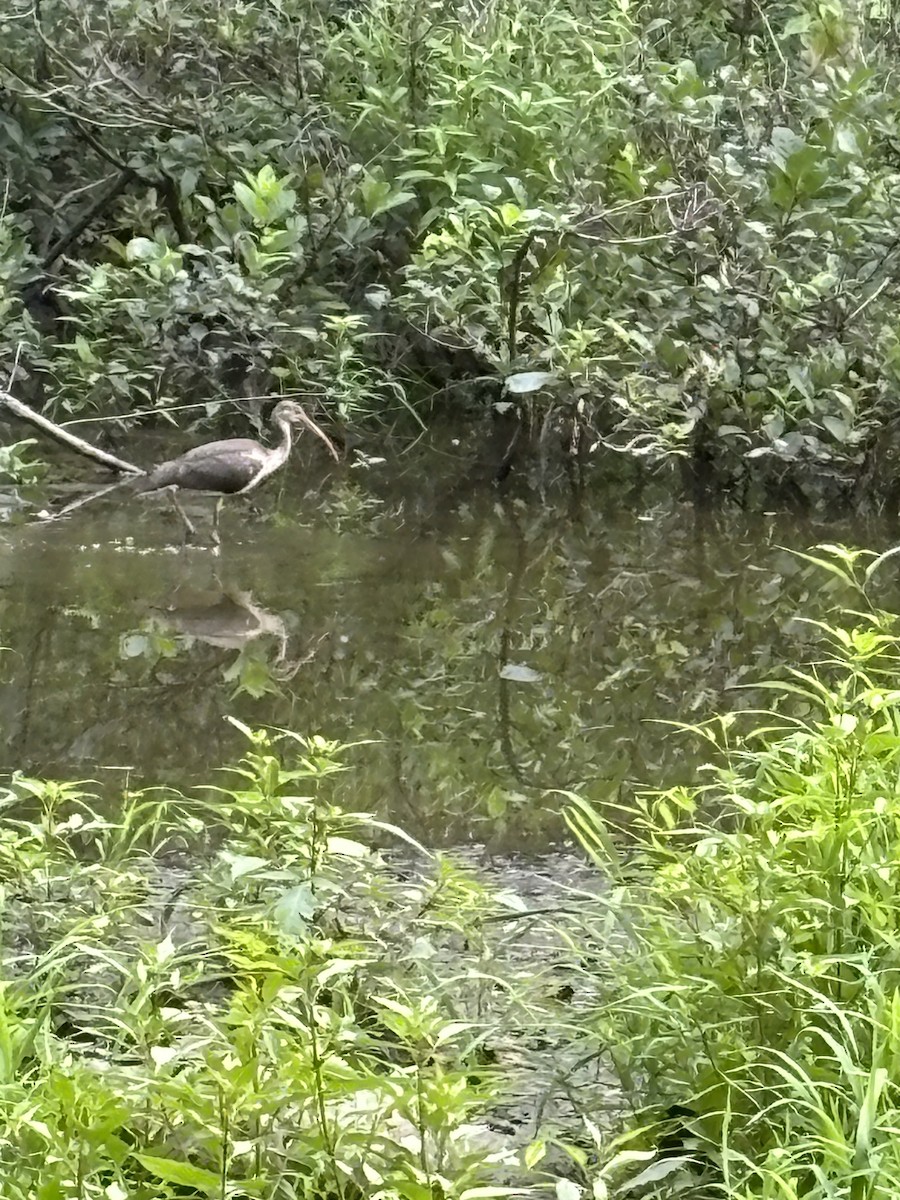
[563,545,900,1199]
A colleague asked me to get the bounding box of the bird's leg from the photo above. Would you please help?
[167,486,196,541]
[212,496,223,546]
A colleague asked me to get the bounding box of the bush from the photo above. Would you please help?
[6,0,900,488]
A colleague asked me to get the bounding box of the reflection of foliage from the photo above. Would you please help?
[5,483,886,844]
[313,480,387,534]
[317,498,839,845]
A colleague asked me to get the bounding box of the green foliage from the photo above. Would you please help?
[0,725,530,1199]
[563,543,900,1196]
[4,0,900,479]
[0,438,45,484]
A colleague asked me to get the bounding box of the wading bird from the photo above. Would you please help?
[135,400,339,543]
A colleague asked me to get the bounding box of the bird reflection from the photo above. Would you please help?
[146,589,324,681]
[157,591,287,651]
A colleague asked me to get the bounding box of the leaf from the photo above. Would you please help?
[150,1045,179,1069]
[556,1181,582,1200]
[864,545,900,584]
[461,1190,527,1199]
[822,415,849,442]
[783,13,811,35]
[326,835,369,857]
[835,125,860,156]
[132,1154,223,1193]
[372,188,415,216]
[365,285,391,309]
[120,634,150,658]
[621,1157,692,1192]
[125,237,157,262]
[769,126,807,167]
[180,167,199,199]
[505,371,558,394]
[500,663,542,682]
[223,853,268,880]
[234,180,265,223]
[525,1139,547,1168]
[560,793,623,871]
[274,883,317,933]
[155,933,175,963]
[73,334,98,364]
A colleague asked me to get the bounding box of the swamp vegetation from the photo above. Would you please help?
[4,0,900,492]
[7,544,900,1200]
[8,1,900,1198]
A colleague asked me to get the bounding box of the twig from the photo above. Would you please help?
[506,231,536,361]
[753,0,789,90]
[0,390,145,475]
[846,276,892,323]
[158,171,192,245]
[37,477,132,521]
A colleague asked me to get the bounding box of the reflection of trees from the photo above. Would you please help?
[365,501,883,848]
[3,490,895,846]
[497,506,530,790]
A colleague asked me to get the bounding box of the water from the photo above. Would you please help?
[2,430,897,849]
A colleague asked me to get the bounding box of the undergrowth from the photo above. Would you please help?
[562,543,900,1198]
[0,721,540,1199]
[7,0,900,490]
[13,541,900,1198]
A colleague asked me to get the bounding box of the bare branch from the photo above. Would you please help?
[43,167,134,267]
[1,390,145,475]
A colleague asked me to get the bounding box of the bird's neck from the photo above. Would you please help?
[273,418,293,461]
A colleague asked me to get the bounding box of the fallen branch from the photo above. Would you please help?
[36,477,132,521]
[0,390,145,475]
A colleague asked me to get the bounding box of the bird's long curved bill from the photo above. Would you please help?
[295,408,340,461]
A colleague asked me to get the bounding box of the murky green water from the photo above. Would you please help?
[2,431,897,849]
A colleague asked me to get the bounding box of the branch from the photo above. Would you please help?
[43,167,134,267]
[0,390,145,475]
[158,171,192,245]
[506,231,536,361]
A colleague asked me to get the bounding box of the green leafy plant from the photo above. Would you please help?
[6,0,900,485]
[560,543,900,1197]
[0,722,531,1199]
[0,438,45,484]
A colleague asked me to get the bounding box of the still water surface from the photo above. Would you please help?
[2,436,897,849]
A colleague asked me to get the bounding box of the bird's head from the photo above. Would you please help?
[272,401,340,462]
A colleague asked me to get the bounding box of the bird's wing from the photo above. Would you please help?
[142,442,266,494]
